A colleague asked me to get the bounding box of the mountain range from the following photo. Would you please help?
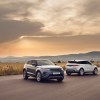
[0,51,100,62]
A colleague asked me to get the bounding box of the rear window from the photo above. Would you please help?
[68,61,77,63]
[68,61,91,65]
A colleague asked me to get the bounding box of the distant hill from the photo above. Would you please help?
[0,51,100,62]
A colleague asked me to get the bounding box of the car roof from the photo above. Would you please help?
[68,60,89,62]
[27,59,49,61]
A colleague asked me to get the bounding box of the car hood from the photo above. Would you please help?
[37,65,61,69]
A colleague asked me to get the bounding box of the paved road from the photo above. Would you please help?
[0,73,100,100]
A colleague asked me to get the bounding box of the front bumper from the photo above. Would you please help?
[42,70,64,79]
[47,74,64,79]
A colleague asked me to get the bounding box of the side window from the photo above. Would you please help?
[31,60,37,66]
[27,60,37,65]
[87,62,92,65]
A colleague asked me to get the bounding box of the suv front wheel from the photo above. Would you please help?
[23,70,28,80]
[93,68,98,75]
[36,71,42,82]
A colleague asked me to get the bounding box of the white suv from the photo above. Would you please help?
[66,60,98,76]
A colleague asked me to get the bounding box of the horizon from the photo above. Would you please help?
[0,0,100,57]
[0,51,100,58]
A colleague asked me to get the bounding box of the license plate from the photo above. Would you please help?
[53,72,60,75]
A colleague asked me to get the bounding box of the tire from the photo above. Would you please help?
[93,68,98,75]
[78,68,84,76]
[36,71,42,82]
[57,78,63,82]
[66,71,71,76]
[23,70,28,80]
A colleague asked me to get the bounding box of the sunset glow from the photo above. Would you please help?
[0,0,100,57]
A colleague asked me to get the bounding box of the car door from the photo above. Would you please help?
[28,60,37,76]
[82,64,89,72]
[84,64,91,72]
[79,61,90,72]
[26,61,32,73]
[84,62,93,72]
[87,62,94,72]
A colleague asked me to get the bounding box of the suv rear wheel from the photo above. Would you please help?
[93,68,98,75]
[23,70,28,80]
[78,68,84,76]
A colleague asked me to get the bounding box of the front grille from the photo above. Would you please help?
[50,68,61,72]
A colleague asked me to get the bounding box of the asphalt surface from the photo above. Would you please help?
[0,72,100,100]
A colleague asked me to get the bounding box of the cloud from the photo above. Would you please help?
[0,1,33,20]
[0,0,100,43]
[0,19,44,42]
[0,0,82,35]
[76,0,100,35]
[31,0,80,33]
[80,0,100,19]
[0,0,46,42]
[28,0,100,35]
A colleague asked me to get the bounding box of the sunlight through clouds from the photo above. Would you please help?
[0,0,100,56]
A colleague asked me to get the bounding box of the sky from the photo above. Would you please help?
[0,0,100,57]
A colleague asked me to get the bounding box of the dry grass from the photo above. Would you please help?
[0,62,100,76]
[54,62,66,70]
[93,62,100,67]
[0,63,24,76]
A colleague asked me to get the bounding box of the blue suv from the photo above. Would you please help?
[23,59,64,82]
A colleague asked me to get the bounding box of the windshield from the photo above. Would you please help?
[37,60,54,66]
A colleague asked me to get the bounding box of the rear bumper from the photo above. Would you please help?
[66,69,79,73]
